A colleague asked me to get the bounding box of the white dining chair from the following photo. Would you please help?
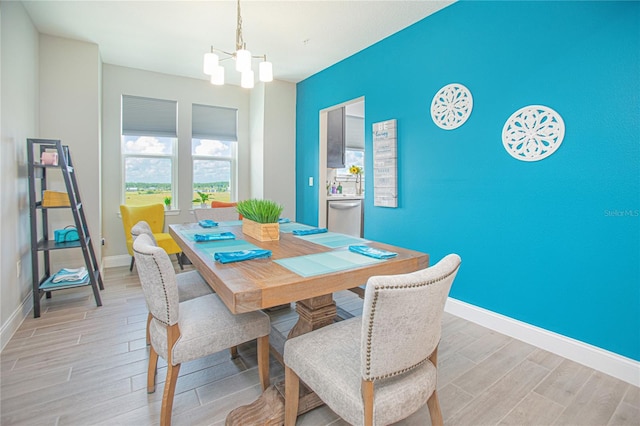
[133,233,271,426]
[284,253,461,426]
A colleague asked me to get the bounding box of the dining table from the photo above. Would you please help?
[169,220,429,425]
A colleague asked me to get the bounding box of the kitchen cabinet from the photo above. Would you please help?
[327,106,345,168]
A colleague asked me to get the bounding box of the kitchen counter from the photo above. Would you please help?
[326,194,364,200]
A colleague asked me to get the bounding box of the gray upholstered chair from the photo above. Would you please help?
[131,221,214,345]
[284,253,461,426]
[133,234,271,426]
[131,221,210,300]
[193,205,240,222]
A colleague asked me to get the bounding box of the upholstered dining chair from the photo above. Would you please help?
[193,201,241,222]
[120,203,183,271]
[131,221,214,345]
[284,253,461,426]
[133,234,271,426]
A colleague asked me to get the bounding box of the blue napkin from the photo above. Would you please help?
[214,249,272,264]
[278,218,291,224]
[198,220,218,228]
[348,245,398,259]
[292,227,328,236]
[194,232,235,242]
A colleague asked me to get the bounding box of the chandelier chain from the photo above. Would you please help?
[235,0,244,51]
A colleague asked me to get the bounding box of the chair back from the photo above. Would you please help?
[133,233,180,326]
[120,204,165,236]
[131,220,158,245]
[360,253,461,381]
[211,201,242,220]
[193,207,238,222]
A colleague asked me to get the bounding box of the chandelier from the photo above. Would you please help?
[203,0,273,89]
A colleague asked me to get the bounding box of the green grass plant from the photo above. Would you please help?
[236,199,284,224]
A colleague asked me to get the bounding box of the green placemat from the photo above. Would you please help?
[279,222,317,233]
[275,250,383,277]
[294,231,368,248]
[195,239,260,257]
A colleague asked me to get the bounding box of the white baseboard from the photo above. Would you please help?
[445,297,640,387]
[102,254,132,269]
[0,291,33,352]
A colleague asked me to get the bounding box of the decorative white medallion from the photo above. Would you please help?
[502,105,565,162]
[431,83,473,130]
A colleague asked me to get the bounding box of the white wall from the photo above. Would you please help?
[38,34,102,269]
[248,80,297,219]
[263,80,296,219]
[101,65,254,260]
[0,0,39,349]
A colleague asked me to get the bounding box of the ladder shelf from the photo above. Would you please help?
[27,138,103,318]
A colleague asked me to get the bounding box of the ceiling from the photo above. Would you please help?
[22,0,453,86]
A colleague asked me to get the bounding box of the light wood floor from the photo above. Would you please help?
[1,263,638,426]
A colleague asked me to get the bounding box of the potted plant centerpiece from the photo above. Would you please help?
[236,199,284,241]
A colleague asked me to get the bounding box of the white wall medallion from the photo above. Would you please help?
[430,83,473,130]
[502,105,565,162]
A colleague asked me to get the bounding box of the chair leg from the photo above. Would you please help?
[257,335,270,391]
[147,344,159,393]
[284,365,300,426]
[160,362,181,426]
[176,253,184,270]
[427,390,443,426]
[361,380,374,426]
[129,256,135,271]
[146,313,152,345]
[229,345,239,359]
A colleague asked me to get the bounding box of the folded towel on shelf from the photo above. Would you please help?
[198,220,218,228]
[194,232,235,242]
[348,245,398,259]
[292,227,328,236]
[52,267,88,283]
[214,249,272,264]
[278,218,291,224]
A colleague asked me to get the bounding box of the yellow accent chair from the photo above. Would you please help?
[120,204,183,271]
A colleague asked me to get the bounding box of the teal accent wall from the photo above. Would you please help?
[295,1,640,360]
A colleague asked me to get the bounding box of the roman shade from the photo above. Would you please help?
[192,104,238,141]
[121,95,177,137]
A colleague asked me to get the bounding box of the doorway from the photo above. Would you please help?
[318,97,365,231]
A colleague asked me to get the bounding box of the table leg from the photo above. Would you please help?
[288,294,336,338]
[225,295,337,425]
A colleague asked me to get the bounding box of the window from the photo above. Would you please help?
[121,95,178,208]
[192,104,238,207]
[338,115,365,177]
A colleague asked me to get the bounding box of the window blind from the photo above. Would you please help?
[346,115,364,150]
[121,95,177,137]
[192,104,238,141]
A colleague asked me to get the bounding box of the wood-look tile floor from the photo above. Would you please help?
[1,263,638,425]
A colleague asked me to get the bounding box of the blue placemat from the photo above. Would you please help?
[275,250,383,277]
[217,220,243,227]
[294,231,369,249]
[195,239,261,258]
[279,222,318,233]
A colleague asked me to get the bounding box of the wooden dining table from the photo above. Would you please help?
[169,221,429,425]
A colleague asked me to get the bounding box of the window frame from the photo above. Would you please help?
[191,139,238,207]
[120,135,178,209]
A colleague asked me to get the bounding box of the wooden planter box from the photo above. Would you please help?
[242,218,280,241]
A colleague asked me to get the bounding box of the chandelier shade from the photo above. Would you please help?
[203,0,272,88]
